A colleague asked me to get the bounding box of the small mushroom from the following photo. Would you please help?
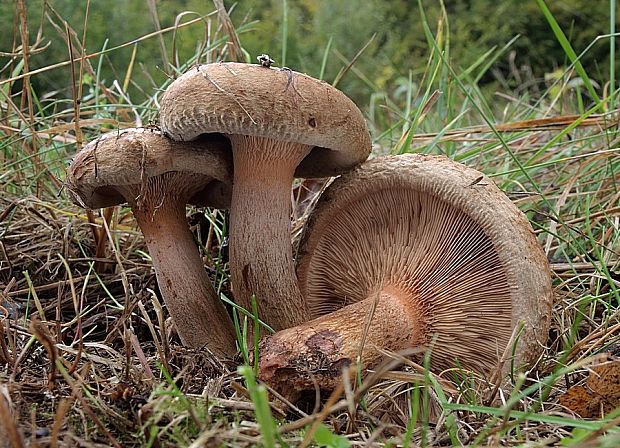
[259,154,553,395]
[65,128,236,357]
[159,63,371,331]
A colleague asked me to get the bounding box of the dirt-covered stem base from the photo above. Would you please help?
[258,286,423,397]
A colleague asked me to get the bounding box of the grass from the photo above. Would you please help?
[1,0,620,446]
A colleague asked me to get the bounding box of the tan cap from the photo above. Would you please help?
[160,62,371,178]
[65,128,232,210]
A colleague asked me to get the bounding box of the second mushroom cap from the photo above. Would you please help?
[159,63,371,178]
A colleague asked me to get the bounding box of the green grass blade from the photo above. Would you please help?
[319,36,333,80]
[238,366,278,447]
[535,0,600,103]
[610,0,616,110]
[281,0,288,67]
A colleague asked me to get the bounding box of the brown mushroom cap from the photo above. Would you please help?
[65,128,236,357]
[159,62,371,178]
[259,154,553,393]
[65,127,233,209]
[159,63,372,332]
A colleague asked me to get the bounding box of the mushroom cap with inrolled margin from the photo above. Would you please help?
[294,154,553,373]
[159,62,371,178]
[65,128,233,210]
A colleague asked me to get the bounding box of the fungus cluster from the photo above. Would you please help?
[66,62,552,397]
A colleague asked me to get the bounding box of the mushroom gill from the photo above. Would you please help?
[259,153,553,394]
[300,185,513,372]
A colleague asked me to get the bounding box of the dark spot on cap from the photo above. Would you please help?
[308,117,317,128]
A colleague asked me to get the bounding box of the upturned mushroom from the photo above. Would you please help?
[159,62,371,330]
[65,128,236,357]
[259,154,553,394]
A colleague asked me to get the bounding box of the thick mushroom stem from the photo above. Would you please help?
[120,173,236,357]
[228,135,312,331]
[258,286,424,395]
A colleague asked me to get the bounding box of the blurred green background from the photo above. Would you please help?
[0,0,614,105]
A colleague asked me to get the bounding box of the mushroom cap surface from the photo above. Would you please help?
[65,128,233,209]
[296,154,553,372]
[159,63,371,178]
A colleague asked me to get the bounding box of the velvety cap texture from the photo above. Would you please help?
[159,63,371,178]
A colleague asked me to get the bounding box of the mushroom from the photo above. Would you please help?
[65,128,236,357]
[159,63,371,331]
[258,154,553,394]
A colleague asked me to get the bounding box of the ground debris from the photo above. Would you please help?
[560,354,620,418]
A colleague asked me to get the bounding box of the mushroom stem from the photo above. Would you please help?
[228,135,311,331]
[258,286,423,394]
[124,174,236,357]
